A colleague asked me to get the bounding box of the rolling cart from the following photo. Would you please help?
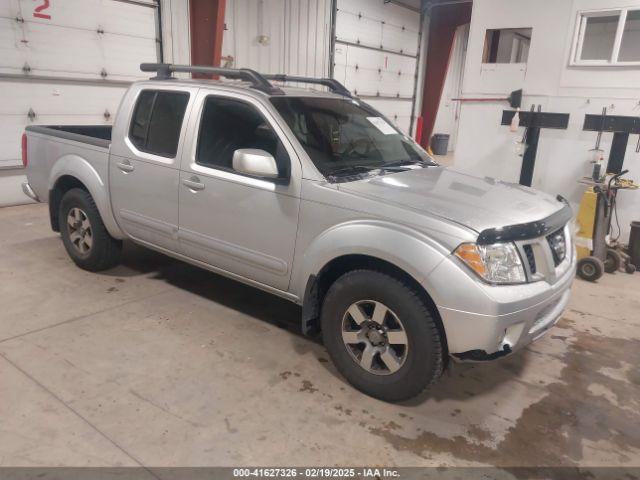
[575,170,638,281]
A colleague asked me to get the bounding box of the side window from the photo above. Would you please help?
[482,28,532,64]
[196,96,289,177]
[129,90,190,158]
[572,9,640,65]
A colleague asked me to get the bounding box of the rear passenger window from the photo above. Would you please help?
[129,90,189,158]
[196,96,289,178]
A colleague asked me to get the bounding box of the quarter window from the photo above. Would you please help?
[129,90,190,157]
[573,8,640,65]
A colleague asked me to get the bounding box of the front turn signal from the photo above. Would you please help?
[454,243,486,278]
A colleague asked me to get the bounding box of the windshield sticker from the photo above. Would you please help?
[366,117,397,135]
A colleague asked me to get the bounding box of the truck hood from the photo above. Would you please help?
[337,166,566,233]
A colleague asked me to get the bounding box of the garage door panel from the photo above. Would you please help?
[0,18,157,80]
[337,0,419,31]
[0,119,29,165]
[334,45,416,97]
[1,0,157,39]
[333,0,420,136]
[1,114,113,163]
[334,44,416,74]
[0,82,126,116]
[335,15,417,57]
[335,9,381,48]
[0,82,126,162]
[338,66,415,97]
[381,24,419,56]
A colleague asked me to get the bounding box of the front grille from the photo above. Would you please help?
[523,244,536,274]
[547,228,567,266]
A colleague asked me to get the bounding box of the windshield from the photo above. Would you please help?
[269,96,436,181]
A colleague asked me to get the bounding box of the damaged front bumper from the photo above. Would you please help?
[437,256,576,362]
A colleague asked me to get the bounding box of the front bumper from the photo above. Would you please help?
[432,254,576,361]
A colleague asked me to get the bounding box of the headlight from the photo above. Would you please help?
[454,242,526,284]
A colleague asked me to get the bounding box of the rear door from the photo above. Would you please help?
[177,90,302,291]
[109,86,195,252]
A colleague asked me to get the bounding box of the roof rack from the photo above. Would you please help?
[139,63,352,97]
[263,74,352,97]
[140,63,283,95]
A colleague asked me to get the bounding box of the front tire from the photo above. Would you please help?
[321,270,444,402]
[59,188,122,271]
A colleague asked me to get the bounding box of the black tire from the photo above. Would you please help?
[320,269,444,402]
[577,256,604,282]
[625,263,636,274]
[604,248,622,273]
[59,188,122,271]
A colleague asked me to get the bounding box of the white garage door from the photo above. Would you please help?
[332,0,421,135]
[0,0,159,204]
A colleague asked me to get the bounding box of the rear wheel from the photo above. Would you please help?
[321,270,444,402]
[59,188,122,271]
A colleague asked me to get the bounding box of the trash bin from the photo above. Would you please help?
[629,221,640,267]
[431,133,450,156]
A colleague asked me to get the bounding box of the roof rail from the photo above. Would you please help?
[263,74,352,97]
[140,63,284,95]
[139,64,353,97]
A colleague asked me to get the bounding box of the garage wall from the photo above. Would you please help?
[333,0,422,134]
[160,0,191,66]
[0,0,175,206]
[222,0,332,77]
[432,24,469,151]
[453,0,640,240]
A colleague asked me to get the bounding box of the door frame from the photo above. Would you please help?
[179,88,303,194]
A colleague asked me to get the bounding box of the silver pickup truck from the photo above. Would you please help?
[22,63,576,401]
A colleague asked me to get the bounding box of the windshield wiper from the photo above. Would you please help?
[325,165,378,181]
[383,159,436,168]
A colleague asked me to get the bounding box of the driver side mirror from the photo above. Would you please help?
[232,149,279,179]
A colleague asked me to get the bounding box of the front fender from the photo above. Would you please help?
[49,154,124,239]
[291,219,450,300]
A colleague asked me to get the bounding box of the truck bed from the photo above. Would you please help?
[25,125,112,149]
[24,124,113,211]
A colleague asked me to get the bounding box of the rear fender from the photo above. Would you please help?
[49,155,124,239]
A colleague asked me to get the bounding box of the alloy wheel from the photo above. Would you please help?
[341,300,409,375]
[67,207,93,255]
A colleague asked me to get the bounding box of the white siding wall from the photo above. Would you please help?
[222,0,331,77]
[454,0,640,240]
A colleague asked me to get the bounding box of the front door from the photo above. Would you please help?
[178,91,301,291]
[109,86,194,252]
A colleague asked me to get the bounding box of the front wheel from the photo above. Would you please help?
[321,270,444,402]
[59,188,122,271]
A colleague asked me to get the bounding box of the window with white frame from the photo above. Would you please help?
[572,8,640,65]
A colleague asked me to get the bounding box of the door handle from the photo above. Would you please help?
[116,161,134,173]
[182,176,205,191]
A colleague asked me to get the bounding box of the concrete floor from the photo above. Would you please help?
[1,203,639,468]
